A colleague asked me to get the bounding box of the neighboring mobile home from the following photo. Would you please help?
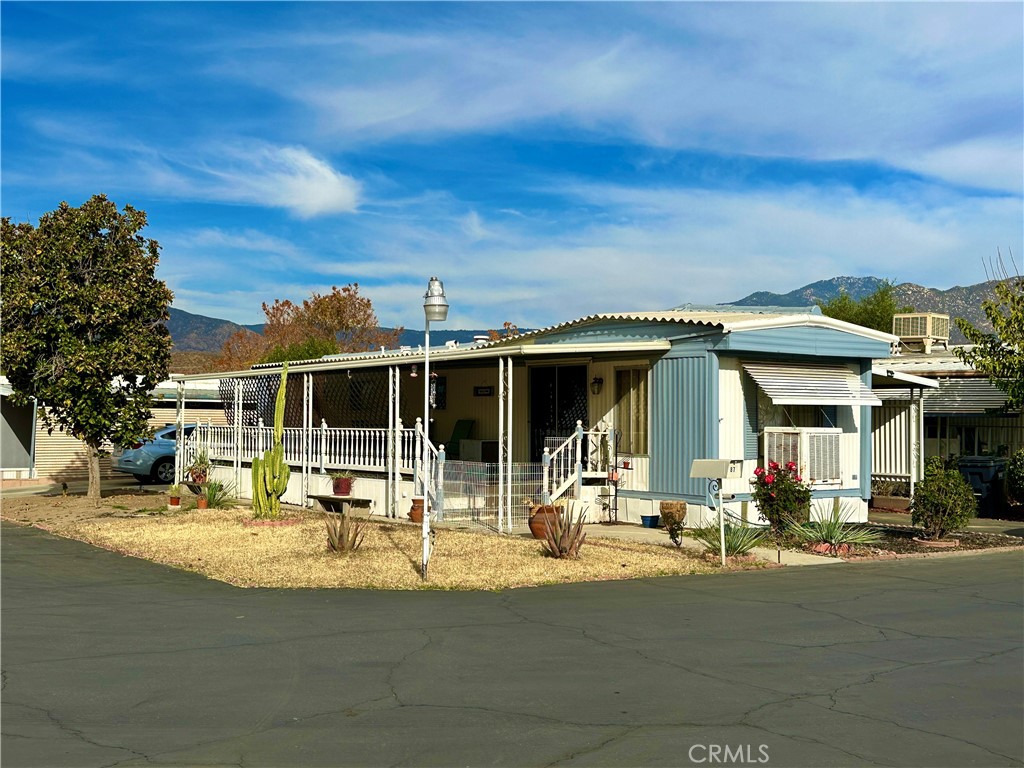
[0,378,226,484]
[176,306,896,529]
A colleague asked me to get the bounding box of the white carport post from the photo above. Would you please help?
[387,365,401,518]
[303,372,312,507]
[498,357,506,533]
[175,381,185,486]
[233,379,242,491]
[912,387,925,496]
[505,356,513,533]
[498,355,513,533]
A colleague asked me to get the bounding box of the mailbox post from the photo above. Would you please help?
[689,459,736,567]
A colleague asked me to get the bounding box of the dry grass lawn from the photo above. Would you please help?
[1,491,761,590]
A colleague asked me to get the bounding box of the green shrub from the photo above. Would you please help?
[199,480,234,510]
[911,457,976,539]
[1007,450,1024,503]
[788,504,882,556]
[690,518,765,557]
[750,462,812,533]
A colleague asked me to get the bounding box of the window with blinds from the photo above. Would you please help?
[615,368,648,454]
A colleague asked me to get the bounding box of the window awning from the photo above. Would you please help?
[743,362,882,407]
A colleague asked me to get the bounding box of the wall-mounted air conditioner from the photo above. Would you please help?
[763,427,842,485]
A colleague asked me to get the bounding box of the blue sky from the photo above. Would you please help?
[3,2,1022,330]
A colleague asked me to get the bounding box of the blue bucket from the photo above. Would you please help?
[640,514,660,528]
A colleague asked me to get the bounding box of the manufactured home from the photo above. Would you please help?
[175,305,897,530]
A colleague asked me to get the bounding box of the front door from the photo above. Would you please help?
[529,365,588,460]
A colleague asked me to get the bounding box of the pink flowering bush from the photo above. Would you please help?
[750,461,812,532]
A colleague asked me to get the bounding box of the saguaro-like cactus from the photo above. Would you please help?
[252,363,290,519]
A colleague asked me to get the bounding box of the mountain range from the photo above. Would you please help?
[168,277,997,371]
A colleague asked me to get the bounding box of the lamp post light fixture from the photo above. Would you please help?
[421,277,448,579]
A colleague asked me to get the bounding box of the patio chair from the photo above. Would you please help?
[442,419,475,460]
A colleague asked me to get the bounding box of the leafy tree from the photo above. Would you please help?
[954,277,1024,411]
[817,281,914,334]
[487,321,520,340]
[1,196,173,504]
[217,284,400,369]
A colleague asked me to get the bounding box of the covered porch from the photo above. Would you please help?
[171,340,652,531]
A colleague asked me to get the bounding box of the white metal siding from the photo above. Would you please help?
[717,357,745,464]
[873,403,912,478]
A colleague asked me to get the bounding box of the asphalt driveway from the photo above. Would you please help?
[2,522,1022,767]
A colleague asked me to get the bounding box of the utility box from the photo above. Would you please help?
[957,456,1007,517]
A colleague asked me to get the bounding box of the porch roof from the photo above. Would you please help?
[168,337,672,382]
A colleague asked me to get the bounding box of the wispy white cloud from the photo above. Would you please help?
[172,178,1020,329]
[192,144,360,218]
[213,4,1021,193]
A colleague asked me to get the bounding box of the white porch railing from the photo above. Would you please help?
[542,421,612,503]
[185,422,418,474]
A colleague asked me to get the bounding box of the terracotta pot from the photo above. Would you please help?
[197,498,209,510]
[169,496,181,506]
[333,477,353,496]
[528,505,561,539]
[409,497,425,523]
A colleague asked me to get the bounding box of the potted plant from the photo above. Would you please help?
[186,450,211,491]
[331,470,355,496]
[168,484,181,507]
[528,500,565,539]
[197,479,233,511]
[409,496,425,523]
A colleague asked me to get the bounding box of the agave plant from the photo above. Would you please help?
[541,504,587,559]
[199,479,235,510]
[325,512,366,554]
[788,505,881,556]
[690,518,765,557]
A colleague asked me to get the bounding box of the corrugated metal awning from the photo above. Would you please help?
[743,362,882,407]
[925,378,1011,414]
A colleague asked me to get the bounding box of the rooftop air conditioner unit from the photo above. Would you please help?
[892,313,950,354]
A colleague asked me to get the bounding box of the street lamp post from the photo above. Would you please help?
[421,277,448,579]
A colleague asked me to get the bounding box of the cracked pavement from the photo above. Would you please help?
[2,522,1022,767]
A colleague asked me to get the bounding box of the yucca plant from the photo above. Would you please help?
[541,504,587,559]
[199,479,235,510]
[788,504,882,555]
[691,518,765,557]
[325,512,365,554]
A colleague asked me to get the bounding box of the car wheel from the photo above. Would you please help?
[151,458,175,484]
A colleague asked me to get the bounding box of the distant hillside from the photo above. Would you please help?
[729,277,999,342]
[167,308,262,353]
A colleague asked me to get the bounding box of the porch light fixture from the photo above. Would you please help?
[410,364,418,378]
[421,277,448,580]
[590,376,604,395]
